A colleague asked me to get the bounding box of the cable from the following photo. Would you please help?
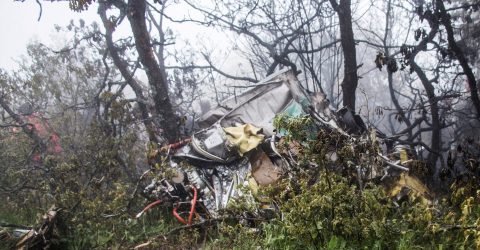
[172,186,198,225]
[188,186,198,225]
[173,205,188,224]
[135,200,162,219]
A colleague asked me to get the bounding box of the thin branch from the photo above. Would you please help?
[35,0,42,21]
[202,53,258,83]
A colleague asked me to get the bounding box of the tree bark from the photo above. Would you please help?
[127,0,179,143]
[411,61,441,169]
[329,0,359,110]
[406,16,441,171]
[98,2,159,144]
[436,0,480,119]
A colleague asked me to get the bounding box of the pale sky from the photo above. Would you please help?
[0,1,100,70]
[0,1,239,74]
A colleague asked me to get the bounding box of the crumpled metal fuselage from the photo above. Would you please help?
[143,69,428,222]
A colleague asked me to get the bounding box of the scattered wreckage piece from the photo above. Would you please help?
[140,69,430,225]
[0,223,32,248]
[389,173,432,206]
[3,206,61,250]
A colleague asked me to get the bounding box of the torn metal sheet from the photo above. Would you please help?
[197,69,311,136]
[12,206,60,250]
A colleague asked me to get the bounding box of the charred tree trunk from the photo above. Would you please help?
[329,0,359,110]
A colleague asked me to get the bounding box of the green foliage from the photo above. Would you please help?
[1,97,479,249]
[199,116,480,249]
[212,175,394,249]
[273,113,315,142]
[16,115,468,249]
[201,173,480,250]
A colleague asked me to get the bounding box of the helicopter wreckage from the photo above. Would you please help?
[138,69,429,224]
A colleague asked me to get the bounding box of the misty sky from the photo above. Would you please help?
[0,1,99,70]
[0,1,237,74]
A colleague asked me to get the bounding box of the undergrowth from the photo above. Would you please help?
[1,115,479,249]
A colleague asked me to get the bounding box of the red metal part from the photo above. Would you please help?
[172,186,198,225]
